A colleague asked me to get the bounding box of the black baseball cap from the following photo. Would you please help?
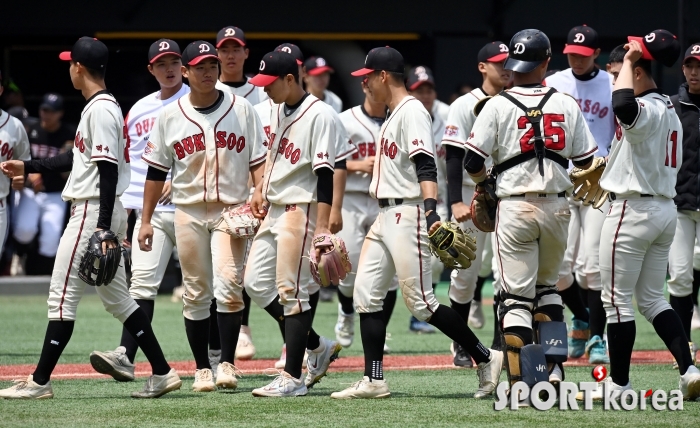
[216,26,246,48]
[305,57,334,76]
[406,66,435,90]
[275,43,304,65]
[59,37,108,70]
[563,25,599,56]
[40,93,64,111]
[148,39,181,64]
[628,29,680,67]
[181,41,219,66]
[7,106,28,120]
[477,41,509,63]
[351,47,404,76]
[249,51,298,87]
[683,43,700,63]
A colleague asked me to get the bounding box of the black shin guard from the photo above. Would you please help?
[33,320,75,385]
[360,311,386,380]
[120,299,154,363]
[428,305,490,364]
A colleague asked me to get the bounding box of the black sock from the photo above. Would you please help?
[308,291,320,324]
[578,285,589,309]
[120,299,154,363]
[607,321,635,386]
[264,300,286,340]
[693,270,700,307]
[338,290,354,314]
[652,309,693,375]
[588,290,606,338]
[360,311,386,380]
[208,300,221,351]
[306,291,321,350]
[491,297,501,349]
[284,312,311,379]
[450,299,471,325]
[559,285,589,322]
[427,304,490,364]
[123,308,170,375]
[184,317,211,370]
[32,320,75,385]
[670,295,694,339]
[383,289,398,327]
[218,311,242,364]
[474,276,486,302]
[241,289,252,326]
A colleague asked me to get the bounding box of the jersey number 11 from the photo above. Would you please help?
[664,130,678,168]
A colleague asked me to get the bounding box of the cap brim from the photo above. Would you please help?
[627,36,654,60]
[296,59,303,65]
[187,54,220,66]
[216,37,246,48]
[149,52,182,64]
[59,51,72,61]
[39,103,61,111]
[486,53,508,62]
[563,45,595,56]
[684,55,700,63]
[249,74,279,87]
[504,57,544,73]
[308,66,334,76]
[408,80,434,91]
[351,68,374,77]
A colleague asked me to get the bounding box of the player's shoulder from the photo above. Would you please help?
[1,112,25,135]
[451,88,488,110]
[325,90,342,104]
[639,91,674,111]
[543,69,573,86]
[83,93,122,120]
[231,90,255,109]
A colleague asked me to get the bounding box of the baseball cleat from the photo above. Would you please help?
[252,370,307,397]
[235,326,256,360]
[468,303,485,329]
[215,362,242,390]
[691,305,700,331]
[680,365,700,401]
[576,377,631,401]
[383,333,392,354]
[450,342,474,368]
[305,337,342,387]
[131,369,182,398]
[409,316,436,334]
[274,344,287,370]
[334,305,355,348]
[672,342,697,369]
[567,317,590,358]
[330,376,391,399]
[586,335,610,364]
[474,349,503,399]
[89,346,135,382]
[0,375,53,399]
[192,368,217,392]
[208,349,221,375]
[549,364,563,386]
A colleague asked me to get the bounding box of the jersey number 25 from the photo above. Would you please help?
[517,114,565,153]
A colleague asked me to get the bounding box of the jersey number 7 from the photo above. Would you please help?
[517,114,565,153]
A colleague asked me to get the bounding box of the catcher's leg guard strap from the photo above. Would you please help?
[503,326,532,387]
[535,284,562,308]
[498,291,536,329]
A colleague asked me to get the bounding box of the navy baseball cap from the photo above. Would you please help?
[181,41,219,66]
[275,43,304,65]
[563,25,599,56]
[40,93,64,111]
[406,66,435,90]
[250,51,298,87]
[59,37,108,70]
[477,41,509,63]
[7,106,28,120]
[351,47,404,76]
[683,43,700,63]
[216,26,246,48]
[628,29,680,67]
[305,57,334,76]
[148,39,181,64]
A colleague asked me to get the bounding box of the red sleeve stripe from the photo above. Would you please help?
[571,147,598,160]
[408,147,434,158]
[142,157,170,171]
[91,155,118,162]
[313,161,334,170]
[249,154,267,166]
[465,142,488,157]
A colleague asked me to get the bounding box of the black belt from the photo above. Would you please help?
[609,193,653,201]
[378,198,403,208]
[510,192,566,198]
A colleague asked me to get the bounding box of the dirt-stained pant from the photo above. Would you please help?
[128,210,176,300]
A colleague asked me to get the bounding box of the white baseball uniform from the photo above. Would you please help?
[599,91,682,324]
[321,89,343,113]
[48,92,138,323]
[431,111,448,283]
[432,99,450,123]
[245,94,337,316]
[467,86,597,329]
[143,90,266,320]
[0,110,31,252]
[121,83,190,300]
[353,96,440,321]
[216,79,269,105]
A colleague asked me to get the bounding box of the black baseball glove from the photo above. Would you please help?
[78,230,122,286]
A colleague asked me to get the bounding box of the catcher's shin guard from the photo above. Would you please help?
[503,327,541,388]
[533,305,567,378]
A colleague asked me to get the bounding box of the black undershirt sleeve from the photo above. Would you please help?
[612,89,639,126]
[23,150,74,174]
[573,155,594,168]
[316,167,334,205]
[334,159,347,170]
[446,145,466,203]
[464,149,486,174]
[96,161,118,230]
[146,166,168,182]
[413,153,437,182]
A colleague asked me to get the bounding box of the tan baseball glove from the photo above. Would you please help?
[220,203,260,238]
[428,221,478,270]
[570,157,609,209]
[309,234,352,287]
[470,185,498,233]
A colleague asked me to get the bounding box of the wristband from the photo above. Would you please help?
[424,198,437,214]
[426,211,441,231]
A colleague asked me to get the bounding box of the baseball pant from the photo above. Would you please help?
[175,202,246,321]
[245,203,317,316]
[600,196,676,324]
[695,239,700,271]
[490,232,501,296]
[0,197,7,255]
[13,189,66,257]
[495,194,569,330]
[353,201,440,321]
[449,185,488,304]
[128,210,177,300]
[557,198,581,290]
[47,198,138,322]
[667,210,700,298]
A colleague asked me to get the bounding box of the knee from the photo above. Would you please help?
[129,283,159,301]
[638,299,672,323]
[536,285,562,308]
[183,295,213,321]
[103,299,139,323]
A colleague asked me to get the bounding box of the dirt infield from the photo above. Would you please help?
[0,350,673,380]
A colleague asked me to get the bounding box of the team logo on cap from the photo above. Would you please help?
[48,94,58,102]
[645,33,656,43]
[691,45,700,54]
[224,28,236,37]
[499,44,509,53]
[573,33,585,43]
[159,41,170,51]
[199,43,210,53]
[513,43,525,54]
[280,46,292,53]
[259,60,266,71]
[415,66,426,74]
[316,57,326,67]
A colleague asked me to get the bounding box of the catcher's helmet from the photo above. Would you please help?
[504,29,552,73]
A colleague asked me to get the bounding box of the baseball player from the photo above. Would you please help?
[590,31,700,400]
[331,47,503,400]
[304,56,343,113]
[442,41,511,367]
[0,37,181,399]
[465,30,598,398]
[140,41,267,392]
[215,25,268,105]
[246,51,342,397]
[544,24,615,363]
[88,39,190,382]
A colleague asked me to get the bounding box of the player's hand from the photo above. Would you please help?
[137,222,155,252]
[314,227,333,260]
[11,175,25,191]
[451,202,472,223]
[329,207,343,233]
[122,238,131,249]
[158,181,173,205]
[0,160,25,179]
[358,157,375,174]
[428,220,442,235]
[95,227,118,253]
[28,173,44,192]
[623,40,644,63]
[250,188,268,219]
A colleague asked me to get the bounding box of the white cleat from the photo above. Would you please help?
[468,303,485,329]
[208,349,221,376]
[680,365,700,401]
[131,369,182,398]
[331,376,391,399]
[215,362,242,390]
[549,364,563,386]
[474,349,503,399]
[252,370,307,397]
[576,376,631,401]
[305,337,342,387]
[0,375,53,399]
[274,344,287,370]
[192,368,217,392]
[89,346,135,382]
[235,326,256,360]
[335,305,355,348]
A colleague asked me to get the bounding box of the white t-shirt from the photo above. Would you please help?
[0,110,31,199]
[216,79,269,105]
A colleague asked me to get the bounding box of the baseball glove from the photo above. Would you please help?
[309,233,352,287]
[470,185,498,233]
[428,221,478,270]
[570,157,609,209]
[220,203,260,238]
[78,230,122,286]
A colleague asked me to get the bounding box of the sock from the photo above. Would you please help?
[338,290,354,314]
[308,291,320,324]
[693,269,700,307]
[360,311,386,380]
[670,295,694,339]
[284,312,311,379]
[264,300,286,340]
[588,290,606,338]
[579,286,589,309]
[474,276,486,302]
[217,311,242,364]
[120,299,154,363]
[450,299,471,325]
[241,289,252,326]
[383,289,398,327]
[208,300,221,351]
[122,308,170,375]
[491,296,501,349]
[427,304,490,364]
[652,309,693,375]
[607,321,635,387]
[184,317,211,370]
[559,285,589,323]
[32,320,75,385]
